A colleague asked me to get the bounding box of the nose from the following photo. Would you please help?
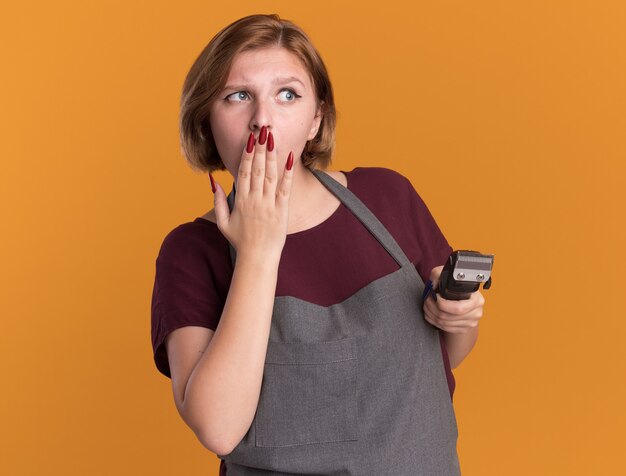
[248,98,272,135]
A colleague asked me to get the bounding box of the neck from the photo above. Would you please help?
[285,162,324,233]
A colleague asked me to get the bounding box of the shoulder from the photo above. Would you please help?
[157,219,224,262]
[345,166,411,188]
[343,167,415,205]
[342,167,440,233]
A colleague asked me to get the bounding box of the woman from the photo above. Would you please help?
[151,13,484,475]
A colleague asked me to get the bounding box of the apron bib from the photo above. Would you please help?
[220,169,460,475]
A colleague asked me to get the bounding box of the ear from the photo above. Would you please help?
[307,103,324,141]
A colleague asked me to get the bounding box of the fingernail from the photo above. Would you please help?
[246,133,255,153]
[267,131,274,152]
[209,173,216,194]
[286,151,294,170]
[259,125,267,145]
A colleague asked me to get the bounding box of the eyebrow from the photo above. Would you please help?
[223,76,306,91]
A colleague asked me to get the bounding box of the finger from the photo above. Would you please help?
[472,290,486,308]
[423,294,438,315]
[424,309,477,331]
[425,298,468,321]
[437,321,479,333]
[424,308,446,330]
[436,305,483,323]
[429,265,444,290]
[435,298,466,315]
[275,151,294,211]
[237,132,256,197]
[264,130,278,197]
[437,291,484,316]
[424,304,454,323]
[437,295,474,314]
[433,318,478,328]
[250,125,268,195]
[423,307,439,324]
[434,323,478,334]
[423,311,436,328]
[424,294,448,317]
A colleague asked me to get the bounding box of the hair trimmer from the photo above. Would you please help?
[434,250,495,301]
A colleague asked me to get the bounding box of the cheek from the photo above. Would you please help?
[209,112,230,144]
[276,114,313,141]
[270,115,314,160]
[209,113,244,157]
[212,125,230,152]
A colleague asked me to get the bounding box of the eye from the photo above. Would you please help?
[278,88,301,102]
[225,91,250,102]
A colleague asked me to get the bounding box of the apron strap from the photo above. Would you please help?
[310,169,412,268]
[225,169,413,269]
[226,185,237,268]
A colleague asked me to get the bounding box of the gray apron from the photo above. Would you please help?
[220,169,460,475]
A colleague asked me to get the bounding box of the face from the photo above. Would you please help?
[209,47,322,180]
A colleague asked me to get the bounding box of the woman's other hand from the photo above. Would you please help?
[210,126,294,261]
[423,265,485,334]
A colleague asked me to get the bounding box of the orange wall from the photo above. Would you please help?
[1,1,625,474]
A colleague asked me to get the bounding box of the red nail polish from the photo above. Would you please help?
[267,131,274,152]
[246,133,255,153]
[286,151,294,170]
[259,125,267,145]
[209,173,216,193]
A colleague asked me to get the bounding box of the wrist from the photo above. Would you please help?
[236,249,282,272]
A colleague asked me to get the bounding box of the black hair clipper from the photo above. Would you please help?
[437,250,495,301]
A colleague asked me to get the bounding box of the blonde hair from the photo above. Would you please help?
[179,14,337,173]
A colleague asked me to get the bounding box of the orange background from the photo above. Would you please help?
[1,1,625,474]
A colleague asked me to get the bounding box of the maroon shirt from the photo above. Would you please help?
[151,166,455,399]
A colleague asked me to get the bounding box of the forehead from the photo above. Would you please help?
[226,47,313,88]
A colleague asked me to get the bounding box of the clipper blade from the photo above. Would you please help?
[452,251,495,283]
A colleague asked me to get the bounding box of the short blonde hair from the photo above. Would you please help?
[179,14,337,173]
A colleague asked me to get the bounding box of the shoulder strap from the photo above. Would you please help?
[310,169,411,268]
